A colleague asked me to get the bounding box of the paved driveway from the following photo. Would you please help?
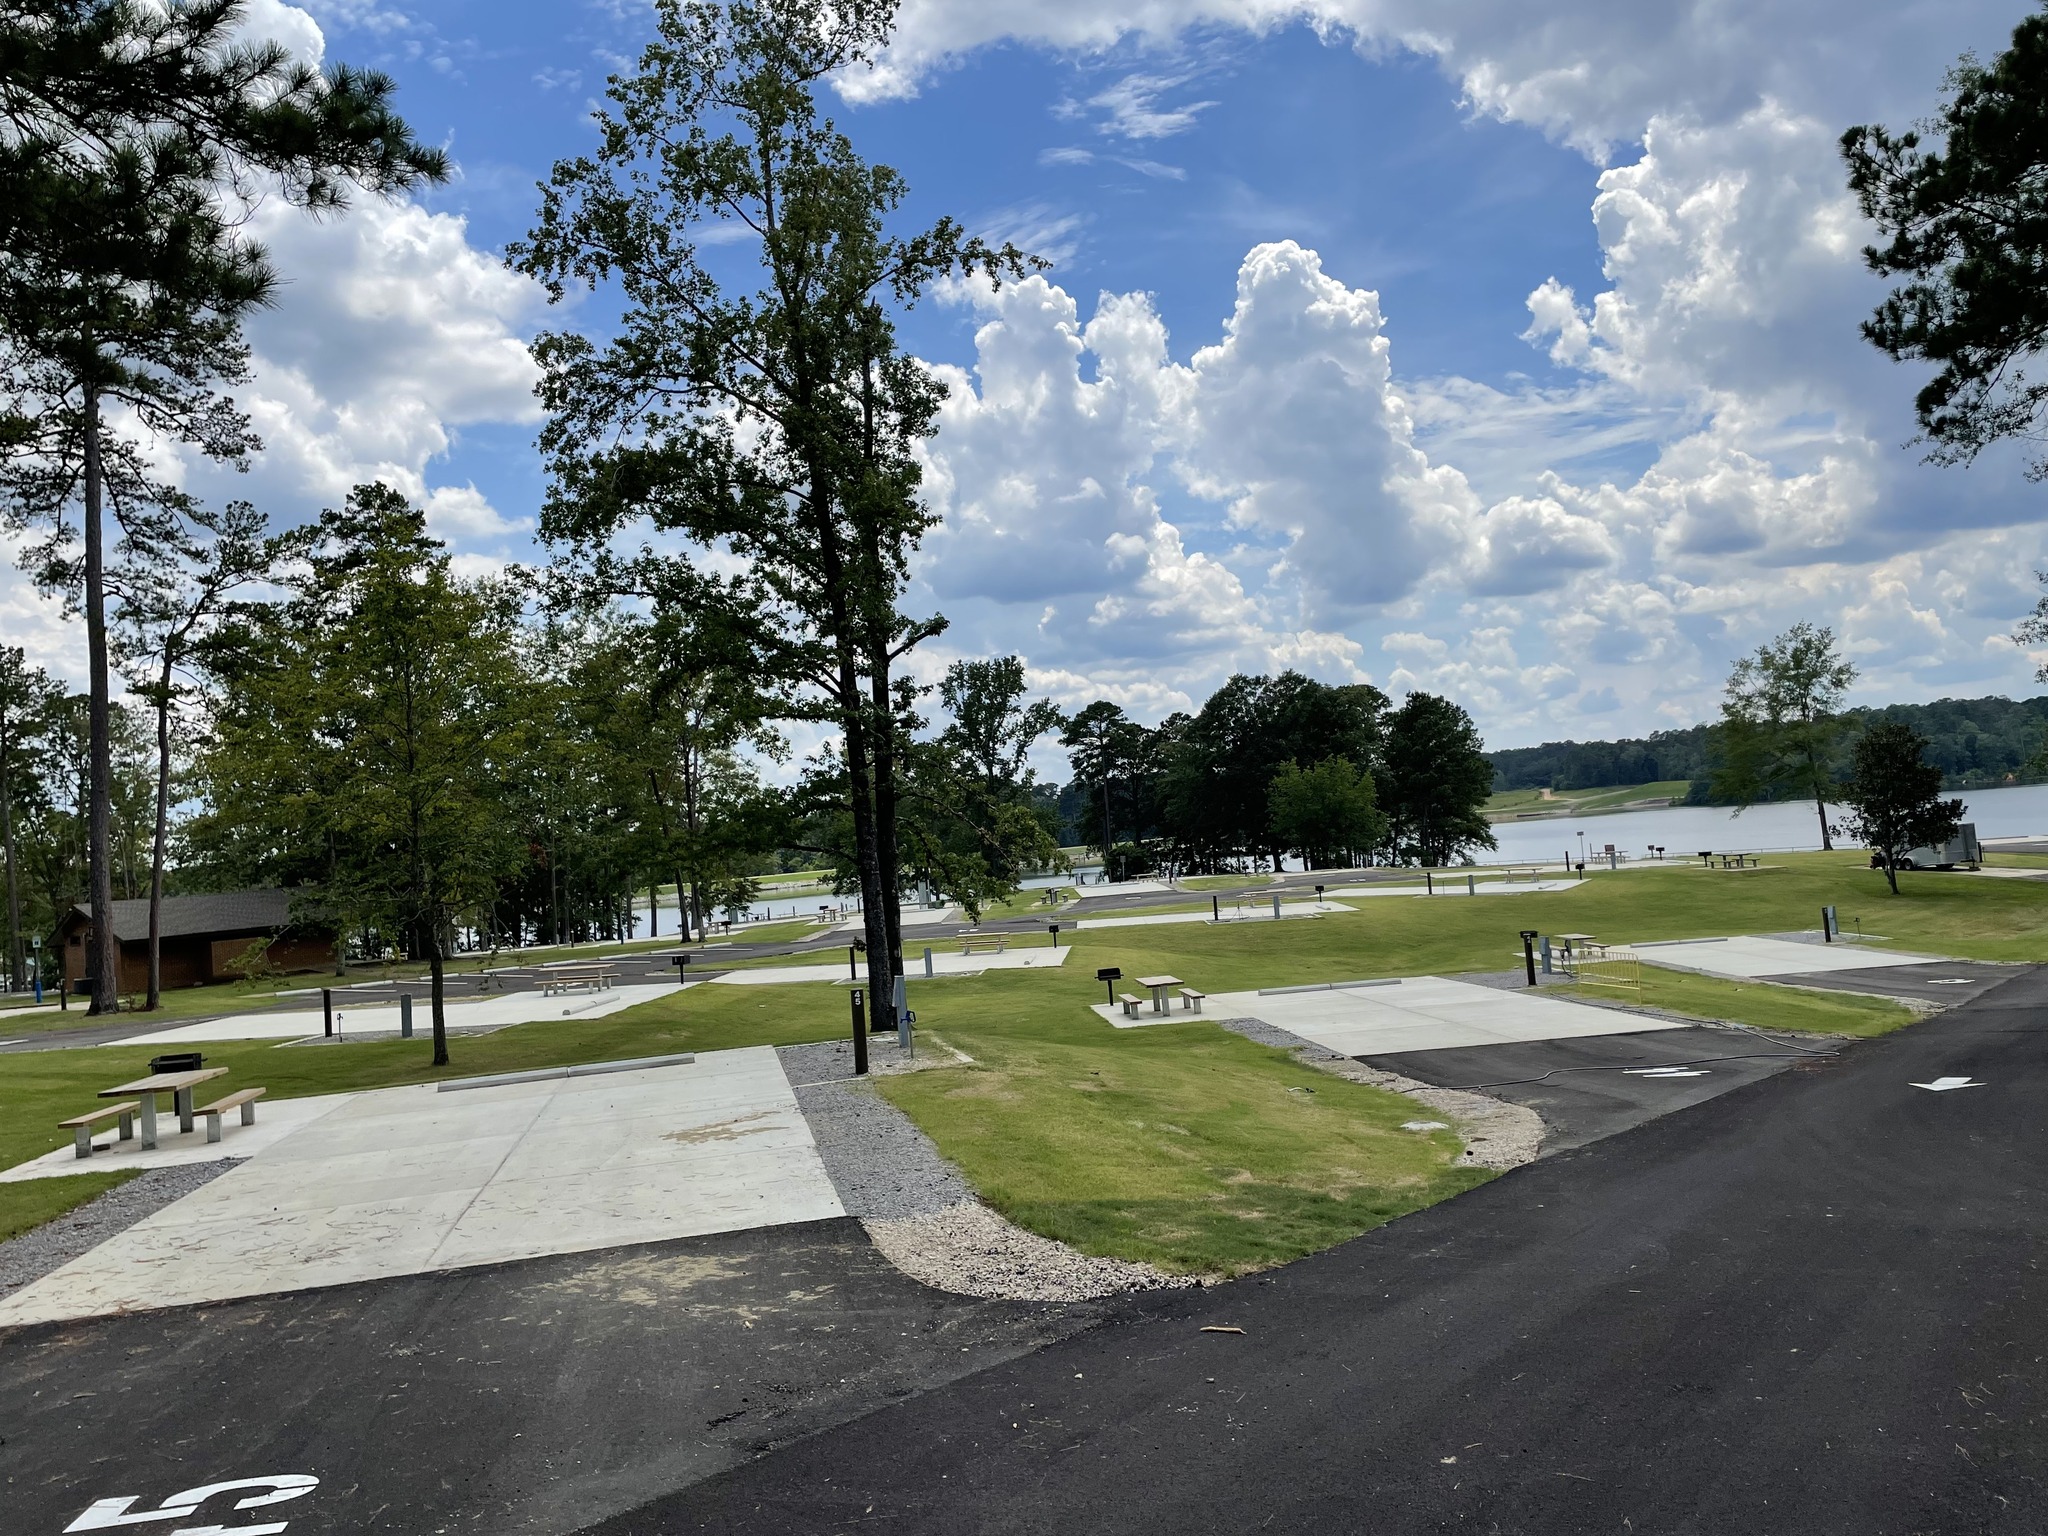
[0,1049,841,1326]
[627,966,2048,1534]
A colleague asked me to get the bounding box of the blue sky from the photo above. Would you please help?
[8,0,2045,752]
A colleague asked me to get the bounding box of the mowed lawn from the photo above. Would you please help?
[1558,966,1914,1037]
[878,1001,1488,1275]
[0,852,2033,1270]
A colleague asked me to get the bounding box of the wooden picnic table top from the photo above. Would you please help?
[1135,974,1184,989]
[101,1067,227,1099]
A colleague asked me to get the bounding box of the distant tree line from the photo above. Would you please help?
[1489,694,2048,801]
[1053,673,1496,873]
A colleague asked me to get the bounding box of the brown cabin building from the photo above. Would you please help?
[56,889,335,994]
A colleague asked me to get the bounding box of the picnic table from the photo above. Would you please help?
[100,1068,227,1150]
[1135,974,1184,1016]
[542,965,618,997]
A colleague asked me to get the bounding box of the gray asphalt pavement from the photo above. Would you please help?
[596,965,2048,1534]
[1770,959,2022,1006]
[1361,1022,1829,1151]
[0,1220,1123,1536]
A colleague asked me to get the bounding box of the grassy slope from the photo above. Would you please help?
[0,1170,140,1243]
[881,1013,1488,1275]
[1559,966,1913,1036]
[0,851,2031,1270]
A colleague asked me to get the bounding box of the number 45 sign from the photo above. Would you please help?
[65,1476,319,1536]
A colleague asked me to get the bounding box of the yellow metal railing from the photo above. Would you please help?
[1571,948,1642,991]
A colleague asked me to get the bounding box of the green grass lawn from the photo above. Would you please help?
[1985,852,2048,869]
[0,1170,140,1243]
[1,851,2035,1273]
[1560,966,1916,1036]
[880,1007,1488,1275]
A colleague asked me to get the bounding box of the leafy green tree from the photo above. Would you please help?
[199,487,527,1062]
[1060,700,1152,878]
[576,611,781,943]
[1843,7,2048,476]
[875,658,1064,918]
[0,647,63,990]
[513,0,1030,1033]
[0,0,446,1013]
[1380,693,1496,867]
[1840,721,1965,893]
[114,497,271,1008]
[1711,622,1858,849]
[1268,757,1387,871]
[1151,672,1388,872]
[939,656,1064,799]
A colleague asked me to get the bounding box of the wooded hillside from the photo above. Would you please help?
[1489,695,2048,798]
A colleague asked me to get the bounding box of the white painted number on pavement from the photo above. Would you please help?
[1909,1076,1983,1092]
[66,1477,318,1535]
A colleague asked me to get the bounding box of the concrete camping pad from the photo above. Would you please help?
[1630,936,1951,980]
[96,980,680,1046]
[1096,976,1680,1056]
[0,1047,842,1326]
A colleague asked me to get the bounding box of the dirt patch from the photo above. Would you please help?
[663,1110,778,1146]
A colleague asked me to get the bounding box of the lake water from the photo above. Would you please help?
[596,781,2048,939]
[1484,780,2048,867]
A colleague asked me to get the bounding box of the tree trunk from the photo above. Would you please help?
[428,932,448,1067]
[1813,779,1833,851]
[648,882,657,938]
[839,684,893,1038]
[806,494,891,1035]
[866,654,904,1027]
[1883,854,1899,895]
[145,656,173,1010]
[82,380,120,1015]
[2,727,20,993]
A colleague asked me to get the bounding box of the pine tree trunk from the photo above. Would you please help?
[82,379,120,1015]
[2,727,19,993]
[146,657,172,1010]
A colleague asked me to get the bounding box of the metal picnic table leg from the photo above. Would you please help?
[139,1093,158,1151]
[1151,986,1168,1015]
[177,1086,196,1134]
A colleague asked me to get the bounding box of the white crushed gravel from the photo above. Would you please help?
[0,1161,243,1300]
[864,1202,1195,1302]
[1219,1016,1544,1170]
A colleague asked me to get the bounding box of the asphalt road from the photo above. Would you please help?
[1362,1022,1826,1151]
[600,965,2048,1534]
[0,1220,1122,1536]
[1771,959,2022,1007]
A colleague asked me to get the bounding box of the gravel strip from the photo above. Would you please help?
[1220,1016,1544,1170]
[780,1041,1194,1300]
[863,1203,1195,1302]
[0,1161,242,1300]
